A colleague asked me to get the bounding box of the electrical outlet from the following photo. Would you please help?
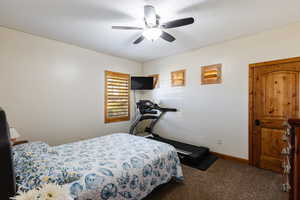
[217,139,223,145]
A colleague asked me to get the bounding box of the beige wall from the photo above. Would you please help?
[0,27,142,145]
[2,22,300,158]
[142,23,300,159]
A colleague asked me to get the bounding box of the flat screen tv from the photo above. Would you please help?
[131,77,153,90]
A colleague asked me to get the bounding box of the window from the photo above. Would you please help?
[171,69,186,87]
[104,71,130,123]
[201,64,222,85]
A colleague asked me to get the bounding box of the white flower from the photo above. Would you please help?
[11,189,39,200]
[11,184,72,200]
[38,183,71,200]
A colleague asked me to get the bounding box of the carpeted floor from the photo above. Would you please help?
[144,159,289,200]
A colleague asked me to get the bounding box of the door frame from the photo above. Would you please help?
[249,56,300,166]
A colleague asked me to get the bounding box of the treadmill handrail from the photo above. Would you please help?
[159,107,177,112]
[129,100,178,135]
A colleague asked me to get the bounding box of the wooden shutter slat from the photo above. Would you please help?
[107,104,128,107]
[108,110,128,113]
[108,101,128,104]
[105,70,130,123]
[107,81,128,85]
[108,99,128,102]
[107,94,129,97]
[107,100,128,103]
[108,111,128,114]
[107,87,128,90]
[108,107,127,112]
[108,112,128,115]
[109,108,128,111]
[108,90,128,93]
[108,113,128,117]
[108,104,128,107]
[107,84,128,87]
[107,76,129,80]
[107,103,128,105]
[107,91,129,94]
[107,97,128,100]
[107,92,128,95]
[107,79,128,83]
[107,101,129,103]
[108,88,129,92]
[108,94,129,97]
[107,83,128,87]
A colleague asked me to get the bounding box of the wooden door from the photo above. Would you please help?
[250,57,300,172]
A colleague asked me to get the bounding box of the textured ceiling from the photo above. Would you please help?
[1,0,300,62]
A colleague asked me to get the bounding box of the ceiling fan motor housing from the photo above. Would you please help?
[144,5,162,28]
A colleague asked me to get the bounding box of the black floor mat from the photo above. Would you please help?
[181,153,218,171]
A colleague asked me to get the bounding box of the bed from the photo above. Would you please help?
[0,108,184,200]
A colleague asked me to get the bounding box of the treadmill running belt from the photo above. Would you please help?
[148,136,217,171]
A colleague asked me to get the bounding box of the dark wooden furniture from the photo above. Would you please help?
[285,119,300,200]
[0,108,16,199]
[13,140,28,146]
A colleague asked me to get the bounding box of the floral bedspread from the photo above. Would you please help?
[13,133,183,200]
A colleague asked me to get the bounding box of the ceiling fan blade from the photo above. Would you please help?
[162,17,194,29]
[133,36,145,44]
[144,5,157,27]
[112,26,143,30]
[160,31,176,42]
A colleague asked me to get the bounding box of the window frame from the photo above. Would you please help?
[104,70,131,123]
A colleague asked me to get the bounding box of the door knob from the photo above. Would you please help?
[255,119,260,126]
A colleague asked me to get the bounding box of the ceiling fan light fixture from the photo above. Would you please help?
[142,28,162,41]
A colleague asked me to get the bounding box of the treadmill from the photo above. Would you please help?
[129,100,209,165]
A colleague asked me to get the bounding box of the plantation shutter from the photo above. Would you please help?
[105,71,130,123]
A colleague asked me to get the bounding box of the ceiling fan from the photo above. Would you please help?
[112,5,195,44]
